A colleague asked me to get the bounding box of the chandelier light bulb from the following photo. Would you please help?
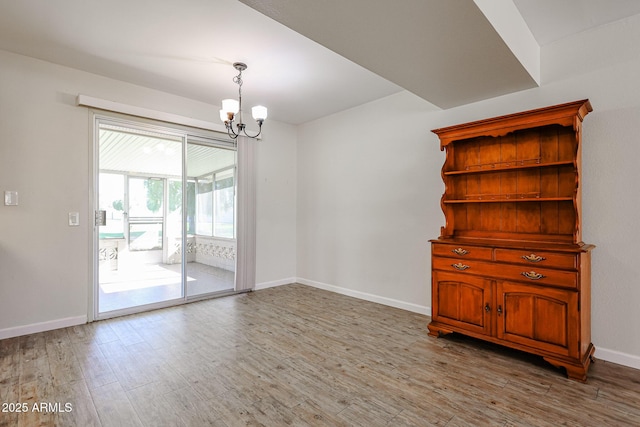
[252,105,268,121]
[221,98,239,115]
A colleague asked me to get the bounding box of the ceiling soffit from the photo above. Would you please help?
[239,0,538,109]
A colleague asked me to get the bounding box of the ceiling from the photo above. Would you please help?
[1,0,639,125]
[513,0,640,45]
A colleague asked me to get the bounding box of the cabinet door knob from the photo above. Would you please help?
[521,271,545,280]
[497,305,503,316]
[485,303,491,312]
[522,253,546,263]
[452,248,469,256]
[452,263,470,271]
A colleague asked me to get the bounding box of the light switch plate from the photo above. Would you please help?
[4,191,18,206]
[68,212,80,226]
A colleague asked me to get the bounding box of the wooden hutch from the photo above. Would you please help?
[427,100,595,382]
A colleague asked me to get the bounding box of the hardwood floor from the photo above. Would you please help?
[1,283,639,426]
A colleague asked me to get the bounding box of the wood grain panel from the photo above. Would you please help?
[500,134,518,232]
[479,137,502,231]
[539,128,560,234]
[463,139,482,231]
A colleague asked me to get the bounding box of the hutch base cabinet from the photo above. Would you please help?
[427,100,595,382]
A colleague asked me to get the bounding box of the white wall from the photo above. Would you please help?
[296,93,441,312]
[256,119,298,286]
[0,49,297,336]
[296,16,640,368]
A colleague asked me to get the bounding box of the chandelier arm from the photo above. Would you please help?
[241,124,263,139]
[225,121,240,139]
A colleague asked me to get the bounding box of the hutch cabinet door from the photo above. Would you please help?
[432,271,492,336]
[495,281,579,358]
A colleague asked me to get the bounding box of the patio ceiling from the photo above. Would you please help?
[98,125,235,178]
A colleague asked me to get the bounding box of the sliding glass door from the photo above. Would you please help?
[185,140,237,297]
[95,119,237,318]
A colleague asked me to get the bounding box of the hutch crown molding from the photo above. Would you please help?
[428,100,594,382]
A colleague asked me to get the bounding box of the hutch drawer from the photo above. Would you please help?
[494,248,577,270]
[431,243,492,260]
[432,256,578,289]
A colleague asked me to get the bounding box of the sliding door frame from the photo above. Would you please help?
[89,111,255,321]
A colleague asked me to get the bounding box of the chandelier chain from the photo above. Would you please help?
[233,70,243,88]
[221,62,265,140]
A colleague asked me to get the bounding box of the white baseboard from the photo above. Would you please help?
[595,346,640,370]
[296,277,431,316]
[0,316,87,340]
[254,277,297,290]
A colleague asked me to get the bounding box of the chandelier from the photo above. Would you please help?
[219,62,267,139]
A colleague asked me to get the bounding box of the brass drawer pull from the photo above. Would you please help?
[522,253,546,263]
[452,248,469,256]
[452,263,470,271]
[521,271,545,280]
